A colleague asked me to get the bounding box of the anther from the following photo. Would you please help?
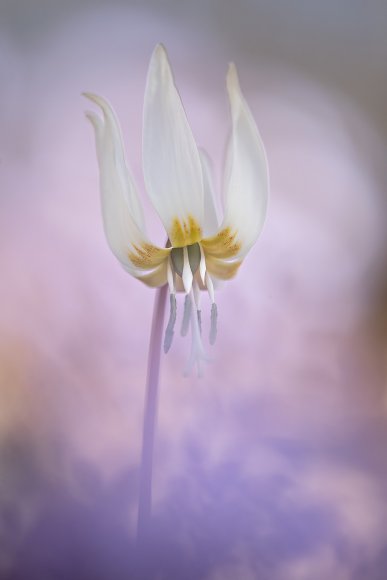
[164,293,177,353]
[197,310,202,334]
[209,302,218,345]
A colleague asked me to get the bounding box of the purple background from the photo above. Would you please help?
[1,1,387,578]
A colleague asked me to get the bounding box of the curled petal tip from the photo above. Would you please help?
[84,110,95,122]
[154,42,167,55]
[84,111,103,133]
[152,43,170,67]
[227,61,237,75]
[227,62,238,85]
[82,91,97,102]
[226,63,242,107]
[82,93,112,116]
[83,92,104,111]
[150,44,174,83]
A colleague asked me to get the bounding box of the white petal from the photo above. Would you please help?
[84,94,170,273]
[199,148,219,237]
[143,45,204,247]
[222,64,269,257]
[137,262,168,287]
[84,93,145,232]
[205,255,242,280]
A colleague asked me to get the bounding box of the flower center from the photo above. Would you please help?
[164,242,218,376]
[169,216,202,247]
[170,243,201,277]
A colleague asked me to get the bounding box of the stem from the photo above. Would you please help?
[137,283,168,542]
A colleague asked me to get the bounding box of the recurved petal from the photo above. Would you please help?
[143,45,204,247]
[84,94,170,274]
[84,93,145,232]
[205,255,242,280]
[136,261,169,287]
[201,226,242,260]
[221,64,269,258]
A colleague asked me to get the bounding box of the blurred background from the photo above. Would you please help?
[1,0,387,578]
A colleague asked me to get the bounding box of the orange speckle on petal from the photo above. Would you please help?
[169,215,202,248]
[201,227,241,259]
[128,243,170,270]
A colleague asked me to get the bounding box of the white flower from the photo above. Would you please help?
[84,44,269,374]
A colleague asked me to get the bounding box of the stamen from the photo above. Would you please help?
[193,280,201,308]
[163,293,177,353]
[181,295,191,337]
[193,281,202,335]
[182,246,193,294]
[199,244,206,285]
[209,302,218,345]
[167,258,175,294]
[205,272,215,304]
[205,273,217,345]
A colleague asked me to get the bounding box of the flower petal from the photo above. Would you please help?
[84,93,145,232]
[205,255,242,280]
[220,64,269,258]
[201,226,242,260]
[136,261,168,287]
[199,149,219,238]
[84,93,170,274]
[143,44,204,247]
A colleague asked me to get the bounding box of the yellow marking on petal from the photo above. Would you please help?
[169,215,202,248]
[201,227,242,259]
[128,242,170,270]
[206,256,242,280]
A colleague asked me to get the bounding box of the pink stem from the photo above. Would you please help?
[137,283,168,542]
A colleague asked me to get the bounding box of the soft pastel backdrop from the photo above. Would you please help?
[1,1,387,578]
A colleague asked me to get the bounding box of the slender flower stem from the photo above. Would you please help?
[137,283,168,542]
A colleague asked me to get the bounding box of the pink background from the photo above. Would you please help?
[1,1,387,578]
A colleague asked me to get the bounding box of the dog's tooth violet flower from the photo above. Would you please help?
[84,44,269,374]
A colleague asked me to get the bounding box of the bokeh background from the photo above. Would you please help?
[1,1,387,578]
